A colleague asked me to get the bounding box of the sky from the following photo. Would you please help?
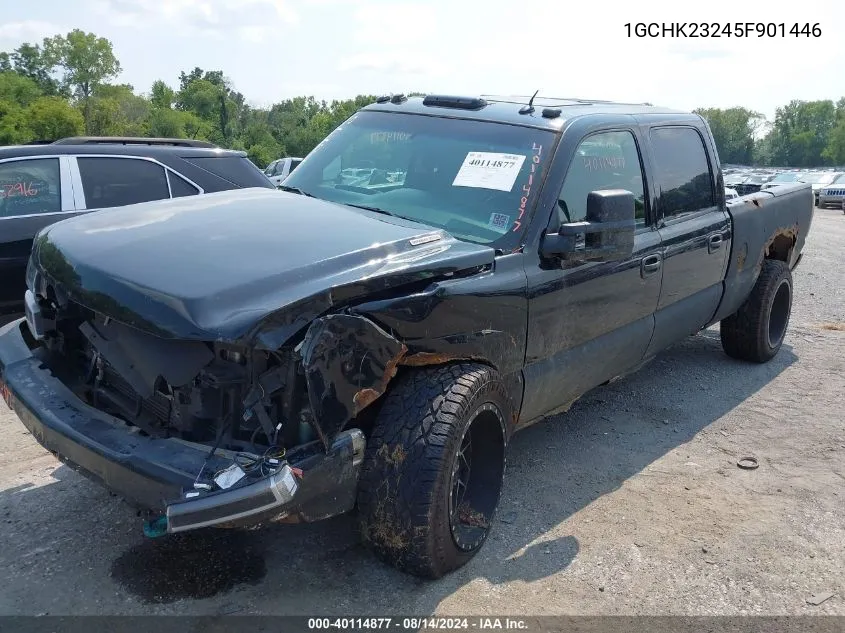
[0,0,843,122]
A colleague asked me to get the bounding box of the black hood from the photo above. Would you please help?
[31,188,495,347]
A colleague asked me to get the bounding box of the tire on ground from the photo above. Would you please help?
[356,363,510,578]
[720,259,793,363]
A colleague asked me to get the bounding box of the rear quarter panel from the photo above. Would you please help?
[708,182,813,325]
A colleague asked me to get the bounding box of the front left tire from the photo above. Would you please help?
[356,363,509,578]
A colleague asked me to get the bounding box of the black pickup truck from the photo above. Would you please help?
[0,94,813,579]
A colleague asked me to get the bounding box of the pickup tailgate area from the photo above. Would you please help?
[711,182,814,325]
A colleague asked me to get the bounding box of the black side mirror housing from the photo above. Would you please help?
[540,189,637,262]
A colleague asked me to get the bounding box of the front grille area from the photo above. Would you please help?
[103,364,173,427]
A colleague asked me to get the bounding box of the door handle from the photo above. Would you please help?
[641,254,662,278]
[708,234,723,253]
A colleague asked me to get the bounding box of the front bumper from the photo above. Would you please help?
[818,193,845,208]
[0,318,365,533]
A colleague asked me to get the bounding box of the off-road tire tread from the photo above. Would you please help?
[356,363,509,578]
[720,259,792,363]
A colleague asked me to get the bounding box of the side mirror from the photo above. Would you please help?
[540,189,636,262]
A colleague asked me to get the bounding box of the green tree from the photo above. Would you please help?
[26,96,84,140]
[176,68,245,144]
[768,100,837,166]
[43,29,121,132]
[0,100,34,144]
[86,83,150,136]
[0,71,42,107]
[822,120,845,164]
[150,80,175,109]
[694,107,764,164]
[147,107,211,139]
[10,43,62,95]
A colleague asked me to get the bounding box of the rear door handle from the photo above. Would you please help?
[708,233,723,253]
[641,254,662,278]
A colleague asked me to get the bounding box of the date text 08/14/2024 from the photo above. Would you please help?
[624,22,821,38]
[307,618,530,630]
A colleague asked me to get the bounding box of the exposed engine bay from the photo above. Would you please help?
[38,302,321,467]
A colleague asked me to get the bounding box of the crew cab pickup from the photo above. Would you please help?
[0,94,814,579]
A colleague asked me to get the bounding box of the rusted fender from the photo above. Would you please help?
[299,314,407,449]
[299,313,488,450]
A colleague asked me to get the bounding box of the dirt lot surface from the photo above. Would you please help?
[0,208,843,617]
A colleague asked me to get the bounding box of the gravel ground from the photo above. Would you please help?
[0,208,842,616]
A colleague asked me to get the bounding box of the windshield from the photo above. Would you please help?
[283,111,556,246]
[831,173,845,184]
[798,172,832,184]
[769,172,801,183]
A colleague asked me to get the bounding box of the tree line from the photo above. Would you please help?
[2,29,845,168]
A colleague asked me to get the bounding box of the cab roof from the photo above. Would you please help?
[362,94,691,131]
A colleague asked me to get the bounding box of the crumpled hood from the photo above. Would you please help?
[30,188,495,346]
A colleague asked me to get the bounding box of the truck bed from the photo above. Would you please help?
[710,182,814,326]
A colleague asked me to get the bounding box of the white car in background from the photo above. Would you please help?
[264,157,304,186]
[725,187,740,200]
[798,171,842,206]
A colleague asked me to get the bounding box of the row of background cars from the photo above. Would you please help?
[2,139,840,321]
[723,165,845,211]
[264,154,845,211]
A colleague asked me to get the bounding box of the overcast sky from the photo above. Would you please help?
[0,0,843,121]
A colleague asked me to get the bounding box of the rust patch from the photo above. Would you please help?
[353,388,380,411]
[383,343,408,382]
[737,250,747,271]
[758,225,799,271]
[351,343,408,416]
[400,351,480,367]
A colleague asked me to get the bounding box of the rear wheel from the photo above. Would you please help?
[356,363,509,578]
[720,259,793,363]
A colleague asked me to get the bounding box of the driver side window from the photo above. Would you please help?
[557,130,647,226]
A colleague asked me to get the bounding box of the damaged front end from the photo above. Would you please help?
[16,291,421,533]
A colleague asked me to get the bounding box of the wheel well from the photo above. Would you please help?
[765,232,795,263]
[343,359,498,438]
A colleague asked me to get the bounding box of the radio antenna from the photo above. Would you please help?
[519,90,540,114]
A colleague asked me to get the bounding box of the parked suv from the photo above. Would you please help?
[817,173,845,209]
[0,136,276,313]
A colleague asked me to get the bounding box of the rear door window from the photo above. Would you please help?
[168,171,201,197]
[0,158,62,217]
[77,157,170,209]
[649,127,716,220]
